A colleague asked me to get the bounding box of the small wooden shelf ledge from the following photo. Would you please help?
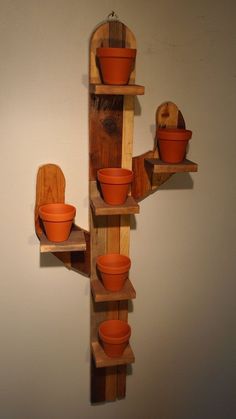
[91,341,135,368]
[40,228,86,253]
[90,196,139,216]
[145,158,198,173]
[90,84,145,96]
[91,279,136,302]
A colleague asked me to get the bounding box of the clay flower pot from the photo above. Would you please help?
[97,253,131,292]
[97,168,133,205]
[96,47,136,85]
[39,203,76,242]
[157,128,192,163]
[99,319,131,358]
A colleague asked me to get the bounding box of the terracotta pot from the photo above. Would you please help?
[97,253,131,291]
[96,47,136,85]
[99,319,131,358]
[39,203,76,242]
[157,128,192,163]
[97,168,133,205]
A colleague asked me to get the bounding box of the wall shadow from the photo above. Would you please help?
[159,173,194,190]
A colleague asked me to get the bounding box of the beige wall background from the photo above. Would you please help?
[1,1,235,418]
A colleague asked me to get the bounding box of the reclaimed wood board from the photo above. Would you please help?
[89,19,137,403]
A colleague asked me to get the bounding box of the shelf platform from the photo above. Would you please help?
[90,84,145,96]
[91,278,136,302]
[91,341,135,368]
[145,158,198,173]
[39,228,86,253]
[90,196,140,216]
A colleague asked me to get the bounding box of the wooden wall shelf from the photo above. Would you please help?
[39,228,86,253]
[145,158,198,173]
[91,279,136,302]
[90,84,144,95]
[89,19,140,403]
[35,19,198,406]
[91,341,135,368]
[90,196,139,216]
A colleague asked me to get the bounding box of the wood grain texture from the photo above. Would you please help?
[132,150,155,200]
[156,101,180,128]
[145,158,198,173]
[132,102,193,201]
[91,278,136,302]
[90,84,144,95]
[40,229,86,253]
[89,20,137,403]
[35,164,65,237]
[91,356,106,403]
[35,164,91,274]
[90,195,139,216]
[70,228,91,276]
[89,94,123,180]
[91,341,135,368]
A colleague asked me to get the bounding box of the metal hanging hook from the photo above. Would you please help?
[107,11,119,21]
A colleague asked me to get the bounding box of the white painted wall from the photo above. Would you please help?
[0,1,235,418]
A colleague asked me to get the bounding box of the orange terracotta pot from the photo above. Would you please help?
[157,128,192,163]
[96,47,136,85]
[97,168,133,205]
[97,253,131,291]
[39,203,76,242]
[99,319,131,358]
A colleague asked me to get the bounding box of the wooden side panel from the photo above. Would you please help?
[132,102,186,201]
[35,164,65,237]
[35,164,73,269]
[35,164,90,273]
[156,102,179,128]
[90,22,109,84]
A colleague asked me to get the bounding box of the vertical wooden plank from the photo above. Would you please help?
[122,96,135,170]
[91,356,106,403]
[105,366,118,401]
[90,22,109,84]
[120,215,130,256]
[117,93,135,398]
[89,21,137,403]
[104,214,120,400]
[124,28,136,83]
[107,215,120,251]
[120,95,135,256]
[117,365,127,399]
[117,298,129,399]
[90,180,108,403]
[89,94,123,180]
[109,21,125,47]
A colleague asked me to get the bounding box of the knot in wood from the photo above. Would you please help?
[101,118,118,135]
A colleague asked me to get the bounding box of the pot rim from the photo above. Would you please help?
[39,203,76,222]
[157,128,192,141]
[99,320,131,344]
[97,168,133,185]
[97,47,136,58]
[97,253,131,274]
